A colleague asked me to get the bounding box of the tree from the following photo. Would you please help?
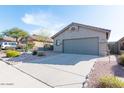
[3,27,29,45]
[0,33,3,40]
[35,28,51,42]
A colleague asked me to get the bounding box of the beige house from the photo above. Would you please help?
[28,34,53,50]
[52,22,111,56]
[0,36,16,42]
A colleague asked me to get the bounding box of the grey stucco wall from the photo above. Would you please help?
[53,25,108,56]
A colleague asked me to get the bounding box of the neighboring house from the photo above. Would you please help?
[21,34,53,50]
[108,41,118,54]
[116,37,124,54]
[109,37,124,54]
[0,36,16,42]
[52,22,111,56]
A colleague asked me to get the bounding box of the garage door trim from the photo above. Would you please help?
[62,37,99,55]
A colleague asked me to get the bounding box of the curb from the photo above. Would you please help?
[82,60,97,88]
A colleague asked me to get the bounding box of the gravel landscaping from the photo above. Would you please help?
[87,55,124,88]
[0,51,58,65]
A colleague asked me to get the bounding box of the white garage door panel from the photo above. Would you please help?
[63,37,99,55]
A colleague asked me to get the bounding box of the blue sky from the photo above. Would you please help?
[0,5,124,41]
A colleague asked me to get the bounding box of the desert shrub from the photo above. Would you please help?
[6,50,21,57]
[98,76,124,88]
[119,54,124,66]
[27,43,34,49]
[32,50,37,55]
[24,43,34,51]
[37,51,45,56]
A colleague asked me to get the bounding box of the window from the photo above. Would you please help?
[4,42,7,45]
[69,26,78,32]
[56,40,61,46]
[11,42,16,45]
[11,43,14,45]
[71,27,76,31]
[9,43,12,45]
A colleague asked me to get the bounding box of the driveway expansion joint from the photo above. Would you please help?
[43,65,86,77]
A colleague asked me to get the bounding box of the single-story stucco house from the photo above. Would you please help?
[52,22,111,56]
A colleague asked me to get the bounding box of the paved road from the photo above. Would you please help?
[14,54,98,88]
[0,61,50,88]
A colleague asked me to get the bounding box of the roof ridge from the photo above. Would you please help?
[51,22,111,39]
[71,22,111,31]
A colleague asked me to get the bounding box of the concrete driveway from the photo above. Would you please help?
[13,53,98,88]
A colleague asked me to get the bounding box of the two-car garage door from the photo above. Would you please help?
[63,37,99,55]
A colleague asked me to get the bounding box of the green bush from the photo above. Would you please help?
[27,43,34,49]
[6,50,21,57]
[37,51,45,56]
[32,50,37,55]
[98,76,124,88]
[119,54,124,66]
[24,43,34,51]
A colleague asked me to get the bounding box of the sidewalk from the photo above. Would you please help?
[0,61,50,88]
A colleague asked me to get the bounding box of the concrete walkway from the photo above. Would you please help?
[0,61,50,88]
[13,54,98,88]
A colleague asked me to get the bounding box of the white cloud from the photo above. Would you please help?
[22,11,66,36]
[31,28,53,37]
[31,24,65,37]
[22,12,51,27]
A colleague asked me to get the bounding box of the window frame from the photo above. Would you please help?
[56,39,61,46]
